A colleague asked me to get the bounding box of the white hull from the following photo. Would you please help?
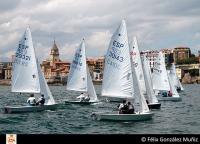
[64,100,98,105]
[158,97,182,102]
[104,96,134,102]
[4,104,58,114]
[91,112,153,121]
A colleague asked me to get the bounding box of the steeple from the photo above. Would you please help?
[50,40,60,65]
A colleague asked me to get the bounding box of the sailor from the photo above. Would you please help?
[162,91,167,97]
[118,100,128,114]
[84,94,90,102]
[177,87,181,91]
[36,94,45,105]
[168,91,172,97]
[77,92,90,102]
[27,94,36,106]
[127,101,135,114]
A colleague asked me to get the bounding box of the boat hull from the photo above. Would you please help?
[104,97,134,103]
[158,97,182,102]
[4,104,58,114]
[92,112,153,121]
[148,103,161,109]
[64,100,98,105]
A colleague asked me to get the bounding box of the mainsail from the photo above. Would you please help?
[11,27,40,93]
[129,37,146,95]
[169,63,184,91]
[66,40,87,92]
[142,54,159,104]
[66,39,98,102]
[152,52,170,91]
[101,20,133,99]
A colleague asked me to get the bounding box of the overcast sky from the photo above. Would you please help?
[0,0,200,62]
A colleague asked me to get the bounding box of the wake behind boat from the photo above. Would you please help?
[64,39,99,105]
[4,27,57,114]
[92,20,153,121]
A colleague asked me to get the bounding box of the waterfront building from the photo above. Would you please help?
[41,40,70,84]
[0,62,13,80]
[87,56,104,80]
[173,47,191,63]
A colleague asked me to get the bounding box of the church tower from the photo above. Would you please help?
[50,40,60,66]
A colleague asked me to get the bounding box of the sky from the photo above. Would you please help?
[0,0,200,62]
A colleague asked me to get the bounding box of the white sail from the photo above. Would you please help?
[152,52,170,91]
[142,54,159,104]
[131,53,150,113]
[169,64,179,87]
[129,37,146,95]
[11,27,40,93]
[87,66,98,102]
[66,40,87,92]
[167,71,180,98]
[101,20,133,99]
[169,63,184,91]
[36,60,55,105]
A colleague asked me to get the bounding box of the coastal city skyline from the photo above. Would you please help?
[0,0,200,62]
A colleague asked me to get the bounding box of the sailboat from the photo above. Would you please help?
[142,53,161,109]
[152,51,170,94]
[4,27,57,114]
[169,63,184,91]
[152,52,181,101]
[64,39,99,104]
[130,37,160,109]
[92,20,153,121]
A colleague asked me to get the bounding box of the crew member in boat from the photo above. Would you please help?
[177,87,181,91]
[36,94,45,105]
[162,91,167,97]
[168,91,172,97]
[27,94,36,106]
[118,100,128,114]
[77,93,90,102]
[127,101,135,114]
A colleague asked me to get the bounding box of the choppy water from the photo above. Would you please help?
[0,84,199,134]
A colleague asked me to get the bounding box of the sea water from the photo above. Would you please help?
[0,84,199,134]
